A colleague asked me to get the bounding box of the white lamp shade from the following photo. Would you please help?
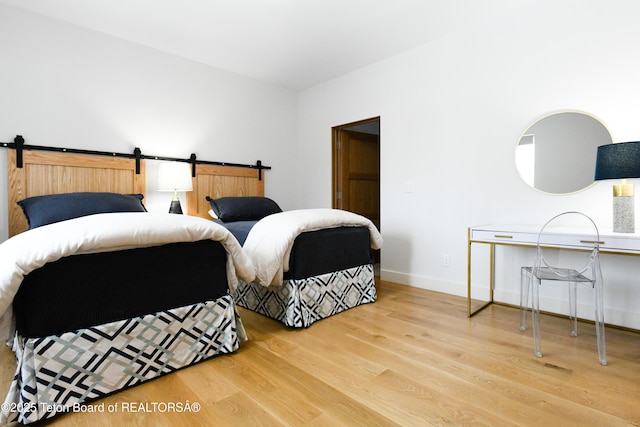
[157,162,193,192]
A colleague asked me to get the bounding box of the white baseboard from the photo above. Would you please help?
[380,269,466,297]
[380,269,640,330]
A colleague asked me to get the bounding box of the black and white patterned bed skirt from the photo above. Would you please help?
[232,264,377,327]
[1,294,246,425]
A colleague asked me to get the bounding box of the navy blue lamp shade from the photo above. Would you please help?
[594,141,640,181]
[594,141,640,233]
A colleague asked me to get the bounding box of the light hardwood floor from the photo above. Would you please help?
[1,279,638,426]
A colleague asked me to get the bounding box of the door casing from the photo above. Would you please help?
[332,117,381,262]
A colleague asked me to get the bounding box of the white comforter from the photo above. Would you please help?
[243,208,383,287]
[0,212,256,341]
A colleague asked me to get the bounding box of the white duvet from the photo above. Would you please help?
[243,208,383,287]
[0,212,256,341]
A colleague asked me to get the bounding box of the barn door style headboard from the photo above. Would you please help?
[8,149,145,237]
[186,163,265,219]
[5,135,270,236]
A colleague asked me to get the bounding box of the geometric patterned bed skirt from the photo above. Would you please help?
[1,294,246,425]
[231,264,376,328]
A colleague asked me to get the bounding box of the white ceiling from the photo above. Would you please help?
[0,0,536,91]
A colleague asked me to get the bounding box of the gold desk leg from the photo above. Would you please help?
[467,228,472,316]
[468,236,495,317]
[489,243,495,303]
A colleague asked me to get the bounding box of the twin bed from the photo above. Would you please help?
[0,147,381,424]
[204,196,381,328]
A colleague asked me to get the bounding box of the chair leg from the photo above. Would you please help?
[569,281,578,337]
[519,268,530,331]
[594,280,607,365]
[531,277,542,358]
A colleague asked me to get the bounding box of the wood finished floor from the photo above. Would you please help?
[1,279,639,426]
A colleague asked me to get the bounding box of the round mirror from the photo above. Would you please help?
[515,111,613,194]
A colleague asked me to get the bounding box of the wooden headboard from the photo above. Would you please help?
[187,164,265,219]
[7,147,266,235]
[8,150,146,237]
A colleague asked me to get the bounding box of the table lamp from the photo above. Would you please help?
[594,141,640,233]
[157,161,193,214]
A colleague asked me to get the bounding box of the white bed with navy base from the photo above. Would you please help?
[205,196,383,328]
[0,149,254,424]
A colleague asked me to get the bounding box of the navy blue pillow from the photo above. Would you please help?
[18,192,147,229]
[207,196,281,222]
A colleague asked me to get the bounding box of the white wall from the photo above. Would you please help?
[2,1,640,329]
[297,0,640,328]
[0,4,298,239]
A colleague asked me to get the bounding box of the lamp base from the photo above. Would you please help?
[613,195,634,233]
[168,199,183,215]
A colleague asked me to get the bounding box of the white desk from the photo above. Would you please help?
[467,224,640,317]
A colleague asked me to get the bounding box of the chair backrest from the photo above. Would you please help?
[535,211,601,279]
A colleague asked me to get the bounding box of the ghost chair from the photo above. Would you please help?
[519,211,606,365]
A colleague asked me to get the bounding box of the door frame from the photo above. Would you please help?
[331,116,381,210]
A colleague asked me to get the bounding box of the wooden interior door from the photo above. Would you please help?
[333,121,381,268]
[336,129,380,230]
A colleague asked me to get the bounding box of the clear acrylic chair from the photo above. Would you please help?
[519,211,606,365]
